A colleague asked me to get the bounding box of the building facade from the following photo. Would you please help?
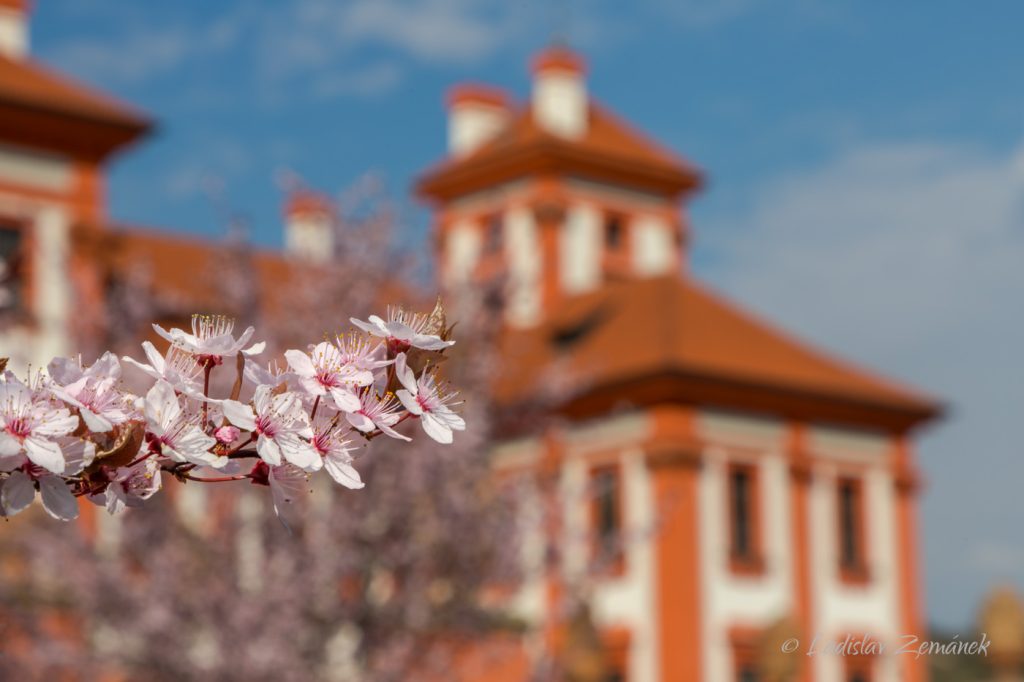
[418,46,939,682]
[0,1,940,679]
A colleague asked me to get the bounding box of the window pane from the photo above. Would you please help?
[738,664,760,682]
[0,225,24,312]
[595,469,618,542]
[605,215,623,249]
[839,480,859,567]
[484,214,502,253]
[730,468,751,558]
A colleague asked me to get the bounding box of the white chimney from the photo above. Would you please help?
[447,84,510,157]
[532,46,587,139]
[284,190,335,263]
[0,0,28,59]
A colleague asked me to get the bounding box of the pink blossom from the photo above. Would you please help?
[0,379,80,474]
[154,314,265,362]
[311,416,363,489]
[222,385,321,472]
[48,352,131,433]
[346,390,410,441]
[284,341,365,412]
[123,341,206,399]
[394,353,465,444]
[350,307,454,353]
[143,381,225,469]
[97,457,162,515]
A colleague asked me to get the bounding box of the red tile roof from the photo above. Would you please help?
[0,56,148,128]
[417,102,702,201]
[497,275,940,430]
[0,56,150,157]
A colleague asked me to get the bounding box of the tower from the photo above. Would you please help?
[0,0,150,366]
[418,45,700,328]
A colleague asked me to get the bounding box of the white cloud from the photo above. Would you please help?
[47,16,242,85]
[339,0,514,63]
[260,0,527,83]
[45,0,526,99]
[698,138,1024,628]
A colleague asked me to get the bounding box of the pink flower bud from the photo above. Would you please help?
[214,425,240,445]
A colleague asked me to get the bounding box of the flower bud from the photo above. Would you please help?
[214,425,240,445]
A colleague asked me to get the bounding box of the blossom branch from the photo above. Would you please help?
[0,305,464,521]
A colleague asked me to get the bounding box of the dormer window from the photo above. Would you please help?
[0,220,26,315]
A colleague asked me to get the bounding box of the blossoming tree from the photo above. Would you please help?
[0,182,525,681]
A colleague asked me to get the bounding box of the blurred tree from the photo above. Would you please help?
[0,178,522,682]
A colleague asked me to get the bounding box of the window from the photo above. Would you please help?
[731,634,760,682]
[730,467,753,558]
[591,465,623,574]
[737,664,760,682]
[727,462,763,573]
[482,213,503,254]
[844,649,874,682]
[837,476,869,583]
[0,221,26,314]
[604,213,624,250]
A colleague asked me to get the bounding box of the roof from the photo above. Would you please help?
[497,275,941,431]
[94,225,414,326]
[0,56,151,157]
[417,102,702,201]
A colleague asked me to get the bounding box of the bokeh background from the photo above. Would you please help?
[3,1,1024,680]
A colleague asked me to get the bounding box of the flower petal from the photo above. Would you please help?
[350,316,389,337]
[24,436,66,474]
[269,464,308,515]
[324,456,364,489]
[243,341,266,357]
[277,432,321,472]
[32,410,80,438]
[421,412,453,444]
[0,432,21,457]
[38,476,79,521]
[105,485,128,515]
[145,380,182,433]
[394,353,417,393]
[411,334,455,351]
[222,399,257,432]
[61,439,96,476]
[345,412,375,433]
[256,434,282,466]
[375,421,412,442]
[284,349,316,378]
[395,389,423,415]
[2,470,35,515]
[329,386,361,413]
[80,407,114,433]
[152,323,177,345]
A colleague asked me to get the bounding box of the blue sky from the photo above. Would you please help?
[31,0,1024,630]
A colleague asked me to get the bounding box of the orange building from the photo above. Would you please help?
[417,46,941,682]
[0,1,941,679]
